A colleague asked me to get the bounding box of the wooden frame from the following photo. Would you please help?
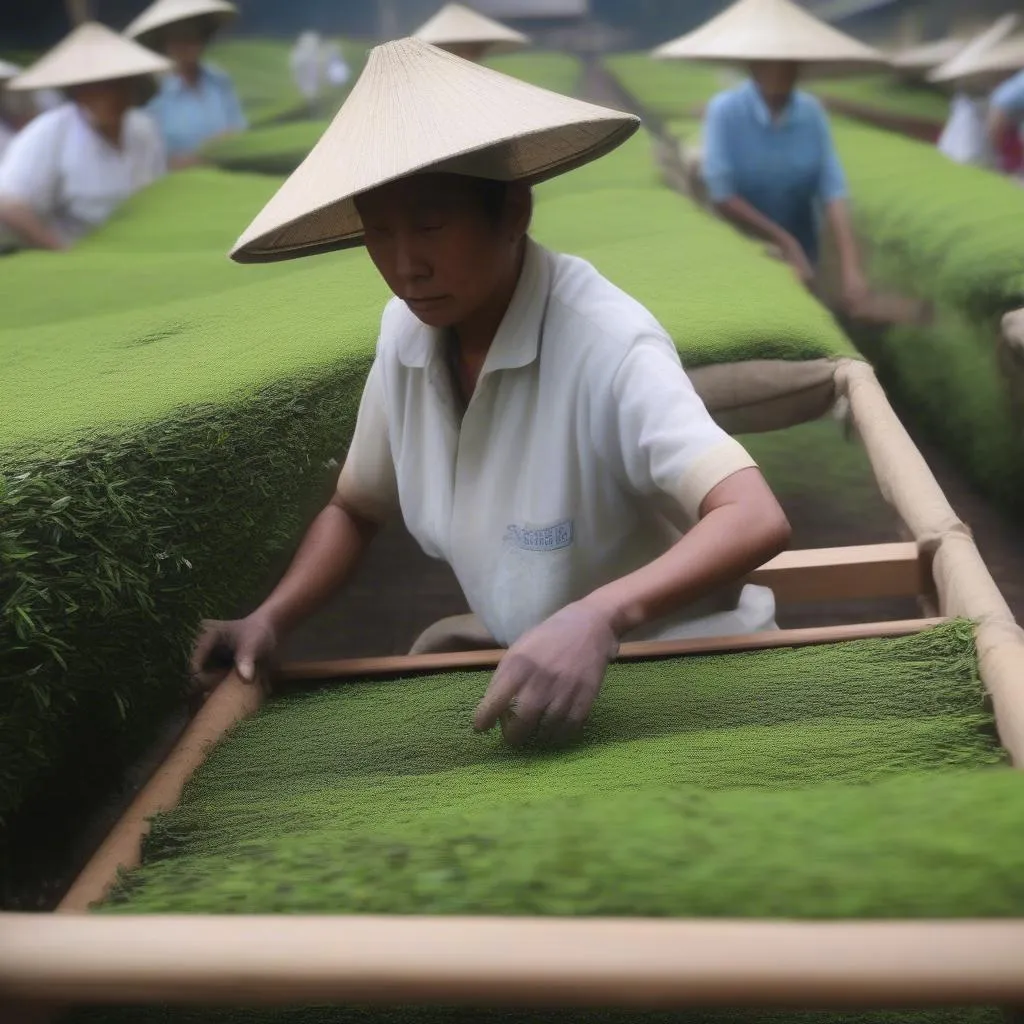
[3,364,1024,1016]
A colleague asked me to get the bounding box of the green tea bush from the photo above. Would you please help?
[486,52,581,94]
[828,118,1024,508]
[0,131,852,881]
[203,120,331,174]
[207,37,365,126]
[604,53,727,119]
[813,75,948,124]
[102,622,1012,921]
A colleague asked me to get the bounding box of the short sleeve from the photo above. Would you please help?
[0,113,61,214]
[335,357,400,522]
[610,337,757,522]
[701,95,736,203]
[991,71,1024,116]
[815,107,848,202]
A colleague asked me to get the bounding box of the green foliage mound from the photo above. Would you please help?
[604,54,727,119]
[1,128,851,880]
[813,75,948,124]
[829,118,1024,509]
[103,623,1010,918]
[206,38,366,126]
[486,52,581,94]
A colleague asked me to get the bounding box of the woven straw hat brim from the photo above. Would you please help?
[413,3,529,56]
[652,0,886,76]
[929,14,1021,84]
[890,38,964,72]
[124,0,237,43]
[9,21,172,92]
[230,38,638,265]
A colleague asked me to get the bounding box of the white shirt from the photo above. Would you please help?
[0,104,166,248]
[338,240,774,648]
[0,121,14,163]
[938,93,993,168]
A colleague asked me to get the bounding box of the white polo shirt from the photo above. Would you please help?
[338,239,775,647]
[0,104,165,249]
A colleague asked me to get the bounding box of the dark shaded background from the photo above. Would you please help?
[2,0,750,50]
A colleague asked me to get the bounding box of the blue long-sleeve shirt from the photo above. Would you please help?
[992,69,1024,122]
[701,80,848,264]
[146,63,247,159]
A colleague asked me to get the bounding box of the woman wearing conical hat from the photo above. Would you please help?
[654,0,883,315]
[125,0,246,171]
[928,15,1019,170]
[192,39,791,747]
[413,3,529,63]
[0,23,169,252]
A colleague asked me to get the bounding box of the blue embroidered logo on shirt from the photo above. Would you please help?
[505,520,575,552]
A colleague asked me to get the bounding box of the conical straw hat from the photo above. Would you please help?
[890,37,964,72]
[651,0,886,77]
[929,14,1021,86]
[0,59,22,81]
[932,33,1024,90]
[231,38,638,264]
[124,0,238,45]
[8,21,172,92]
[413,3,529,56]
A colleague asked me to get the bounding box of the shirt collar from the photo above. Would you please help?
[166,64,213,94]
[742,78,796,128]
[396,237,551,372]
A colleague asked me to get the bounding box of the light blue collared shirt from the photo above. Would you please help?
[702,80,848,264]
[146,63,247,158]
[991,69,1024,121]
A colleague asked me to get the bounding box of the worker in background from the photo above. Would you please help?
[323,40,351,90]
[0,23,168,252]
[412,3,529,63]
[193,39,790,748]
[938,91,996,167]
[126,0,246,171]
[989,67,1024,177]
[290,32,324,116]
[653,0,884,317]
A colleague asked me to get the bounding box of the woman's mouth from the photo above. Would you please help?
[406,296,448,310]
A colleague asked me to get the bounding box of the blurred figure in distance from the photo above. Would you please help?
[126,0,246,170]
[0,23,168,252]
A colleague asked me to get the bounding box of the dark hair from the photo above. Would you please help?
[471,178,533,227]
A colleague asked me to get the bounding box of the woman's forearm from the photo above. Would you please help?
[253,498,380,636]
[581,468,791,638]
[0,199,65,250]
[713,195,799,252]
[825,198,862,279]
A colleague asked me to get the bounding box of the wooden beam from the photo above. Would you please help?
[278,617,947,683]
[3,914,1023,1008]
[749,542,926,603]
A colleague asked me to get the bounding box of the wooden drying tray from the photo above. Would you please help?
[4,359,1024,1016]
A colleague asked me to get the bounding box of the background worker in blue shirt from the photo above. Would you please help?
[988,67,1024,175]
[702,61,869,315]
[653,0,883,316]
[126,0,246,170]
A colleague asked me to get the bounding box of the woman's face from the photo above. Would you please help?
[71,80,133,131]
[163,22,208,69]
[356,174,531,330]
[750,60,801,105]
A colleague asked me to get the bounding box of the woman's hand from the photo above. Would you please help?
[840,265,871,317]
[473,602,619,747]
[784,240,816,289]
[189,612,279,694]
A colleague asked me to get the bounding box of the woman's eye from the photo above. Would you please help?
[419,223,444,233]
